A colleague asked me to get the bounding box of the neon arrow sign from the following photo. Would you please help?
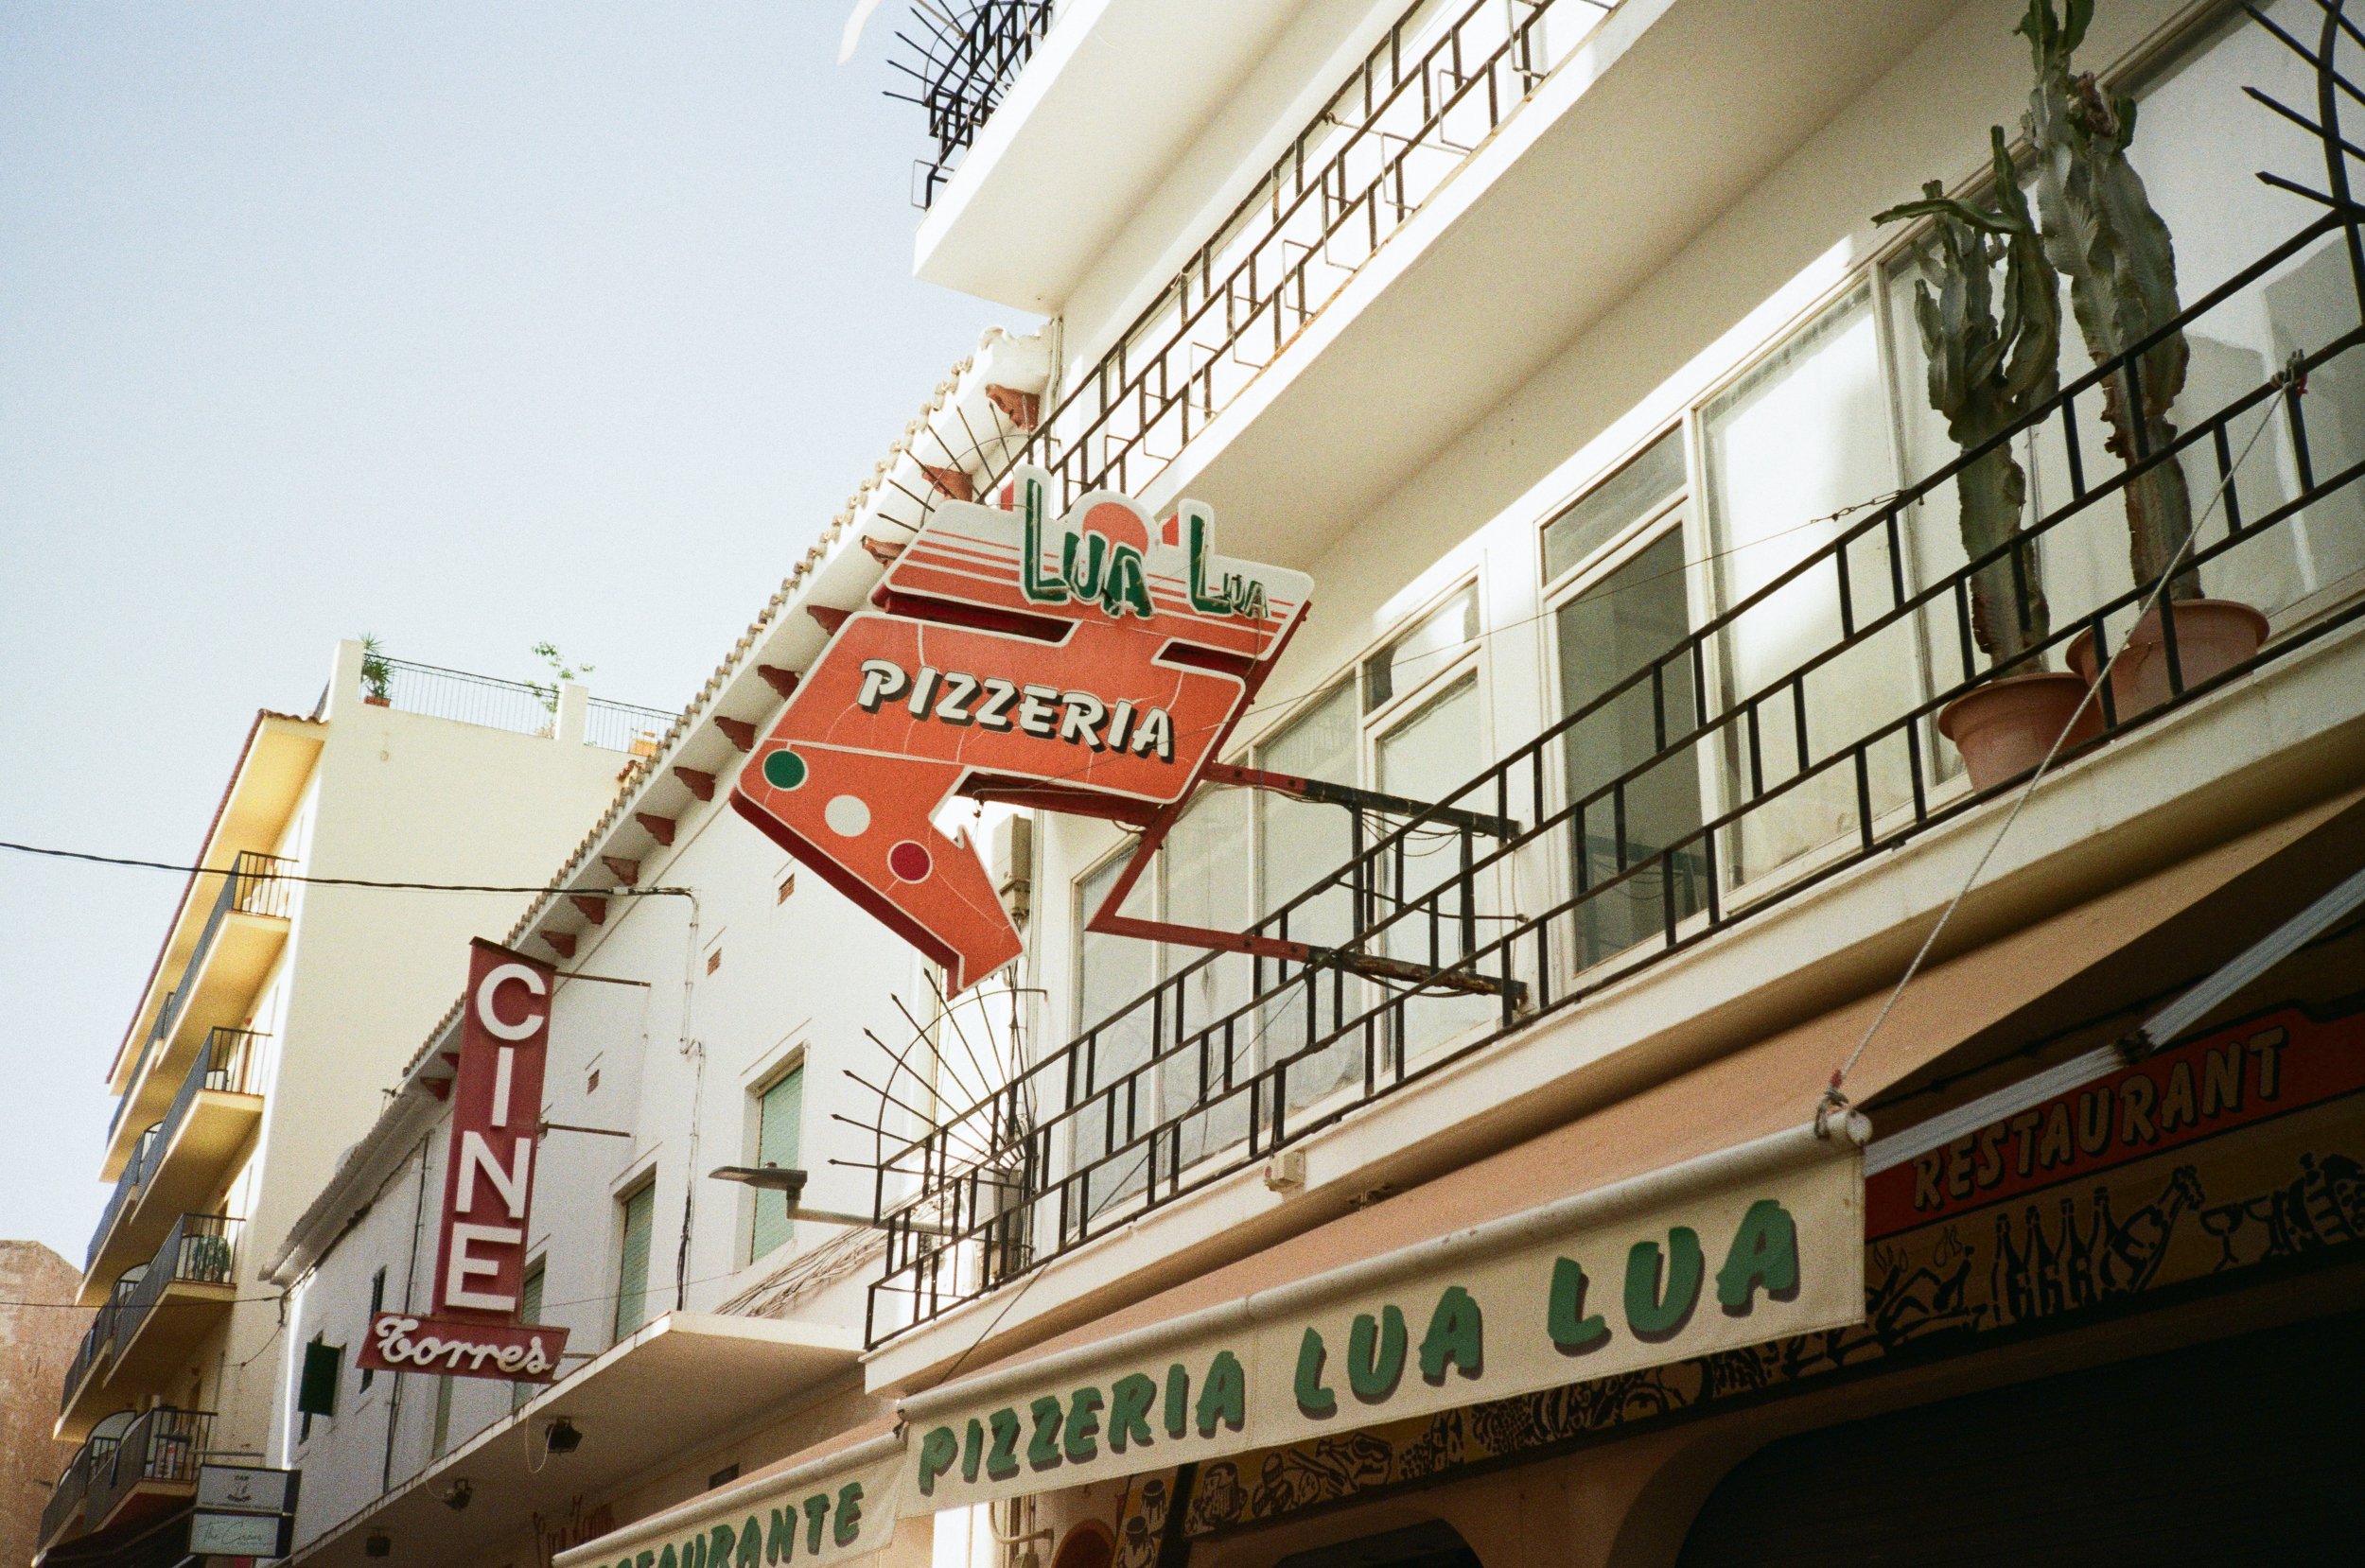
[731,468,1311,992]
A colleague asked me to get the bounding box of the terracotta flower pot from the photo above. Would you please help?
[2066,598,2269,721]
[1936,671,2103,792]
[364,694,391,706]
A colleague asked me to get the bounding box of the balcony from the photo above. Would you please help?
[82,1124,159,1293]
[79,1407,213,1551]
[960,0,1625,525]
[103,852,289,1184]
[36,1433,117,1556]
[869,46,2365,1343]
[59,1216,241,1442]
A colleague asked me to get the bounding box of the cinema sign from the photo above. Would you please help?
[358,940,571,1383]
[732,467,1312,992]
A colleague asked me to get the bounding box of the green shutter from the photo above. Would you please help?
[512,1263,546,1411]
[433,1365,456,1453]
[297,1338,342,1418]
[614,1184,655,1341]
[749,1068,805,1261]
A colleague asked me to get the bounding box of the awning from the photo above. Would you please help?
[288,1313,860,1568]
[552,1417,905,1568]
[554,784,2365,1555]
[877,783,2365,1507]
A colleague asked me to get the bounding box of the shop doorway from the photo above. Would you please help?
[1676,1310,2365,1566]
[1270,1520,1482,1568]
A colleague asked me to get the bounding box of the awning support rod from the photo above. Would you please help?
[2122,862,2365,1060]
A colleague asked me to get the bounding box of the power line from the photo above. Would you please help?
[0,840,690,899]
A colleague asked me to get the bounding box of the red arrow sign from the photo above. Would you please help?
[732,471,1310,992]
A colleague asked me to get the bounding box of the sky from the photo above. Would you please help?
[0,4,1025,1263]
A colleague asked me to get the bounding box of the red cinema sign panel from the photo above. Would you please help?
[435,940,552,1315]
[732,467,1312,992]
[359,938,569,1383]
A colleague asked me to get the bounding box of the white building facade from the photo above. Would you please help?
[40,642,645,1566]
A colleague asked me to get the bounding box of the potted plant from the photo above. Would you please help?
[359,635,393,706]
[2022,0,2266,713]
[1880,128,2099,790]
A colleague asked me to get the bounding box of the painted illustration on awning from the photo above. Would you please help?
[732,467,1310,992]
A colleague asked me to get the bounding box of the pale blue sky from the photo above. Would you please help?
[0,4,1023,1262]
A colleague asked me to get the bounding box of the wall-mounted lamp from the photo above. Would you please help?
[708,1165,954,1235]
[439,1478,473,1511]
[365,1530,392,1558]
[545,1416,584,1455]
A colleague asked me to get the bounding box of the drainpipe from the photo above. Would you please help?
[383,1131,432,1495]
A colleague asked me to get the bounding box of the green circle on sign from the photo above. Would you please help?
[762,749,808,791]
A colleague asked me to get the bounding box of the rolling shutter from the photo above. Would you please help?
[613,1184,655,1341]
[750,1067,805,1260]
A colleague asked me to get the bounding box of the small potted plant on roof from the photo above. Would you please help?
[2022,0,2266,712]
[1880,128,2099,789]
[359,634,393,706]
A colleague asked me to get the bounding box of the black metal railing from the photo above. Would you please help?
[109,852,289,1141]
[894,1,1057,209]
[154,1028,266,1163]
[866,5,2365,1342]
[114,1214,241,1357]
[371,656,558,737]
[86,1124,160,1272]
[40,1434,118,1549]
[586,695,676,757]
[58,1280,129,1419]
[967,0,1614,511]
[83,1406,212,1530]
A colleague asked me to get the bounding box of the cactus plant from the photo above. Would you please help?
[1879,127,2064,664]
[2019,0,2197,599]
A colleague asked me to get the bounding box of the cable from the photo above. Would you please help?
[0,840,693,898]
[1817,381,2291,1129]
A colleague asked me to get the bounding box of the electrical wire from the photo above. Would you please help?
[1819,381,2292,1124]
[0,840,692,898]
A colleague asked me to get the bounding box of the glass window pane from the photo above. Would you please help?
[1705,286,1917,881]
[1255,685,1363,1109]
[1545,428,1687,583]
[1158,787,1254,1162]
[1375,673,1492,1059]
[1557,530,1706,967]
[510,1265,544,1412]
[1361,588,1478,709]
[749,1068,804,1261]
[1074,856,1158,1217]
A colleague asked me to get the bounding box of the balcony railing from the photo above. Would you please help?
[110,851,290,1141]
[972,0,1616,514]
[367,654,674,755]
[40,1434,118,1549]
[115,1214,240,1353]
[867,10,2365,1342]
[87,1124,160,1272]
[83,1406,212,1530]
[154,1027,266,1158]
[586,695,676,757]
[59,1280,130,1417]
[896,1,1056,209]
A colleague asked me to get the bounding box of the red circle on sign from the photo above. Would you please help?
[886,840,933,882]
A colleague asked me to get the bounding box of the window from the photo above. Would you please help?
[1702,284,1917,881]
[749,1067,805,1261]
[296,1335,339,1440]
[359,1268,386,1391]
[1374,672,1493,1055]
[1361,587,1478,709]
[614,1182,656,1343]
[510,1262,545,1413]
[1547,438,1709,971]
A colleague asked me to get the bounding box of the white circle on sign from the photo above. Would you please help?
[824,794,871,837]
